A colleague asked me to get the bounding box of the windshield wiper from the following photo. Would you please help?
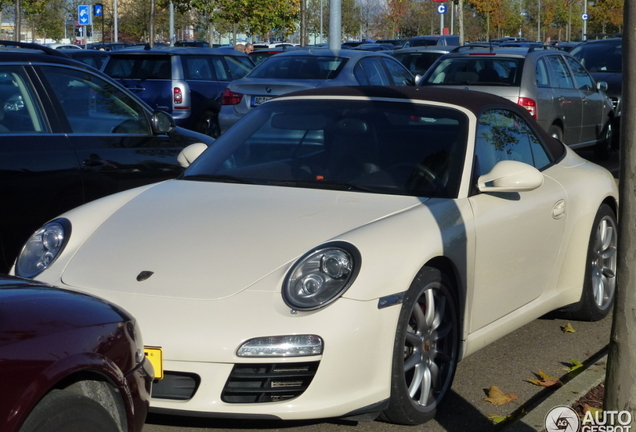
[267,179,377,193]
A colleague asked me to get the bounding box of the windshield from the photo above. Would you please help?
[422,56,523,86]
[571,41,622,73]
[183,99,468,198]
[247,56,347,80]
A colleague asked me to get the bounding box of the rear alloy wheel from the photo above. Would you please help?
[565,204,617,321]
[593,121,613,161]
[381,267,459,425]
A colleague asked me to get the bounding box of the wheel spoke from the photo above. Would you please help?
[405,331,421,347]
[404,351,420,372]
[423,289,435,330]
[418,365,432,405]
[408,364,424,398]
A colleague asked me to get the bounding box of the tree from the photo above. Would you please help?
[604,0,636,422]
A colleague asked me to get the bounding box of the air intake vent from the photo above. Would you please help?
[222,361,320,403]
[151,372,200,400]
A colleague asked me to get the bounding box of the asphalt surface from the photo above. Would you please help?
[143,147,620,432]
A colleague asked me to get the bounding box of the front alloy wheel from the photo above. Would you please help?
[381,267,459,425]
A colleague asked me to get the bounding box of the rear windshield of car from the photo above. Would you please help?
[571,41,622,73]
[104,55,172,80]
[393,52,447,76]
[248,56,348,80]
[422,56,524,86]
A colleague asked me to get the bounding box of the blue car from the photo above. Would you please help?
[102,47,255,137]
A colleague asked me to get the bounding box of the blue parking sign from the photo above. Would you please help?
[581,13,589,21]
[437,4,447,14]
[78,5,91,25]
[94,4,103,16]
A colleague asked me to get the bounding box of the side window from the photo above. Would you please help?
[381,57,413,86]
[545,55,574,89]
[41,66,150,135]
[565,56,595,90]
[225,56,253,80]
[353,62,370,85]
[536,58,551,87]
[0,66,47,133]
[183,57,214,80]
[474,109,551,177]
[359,58,391,85]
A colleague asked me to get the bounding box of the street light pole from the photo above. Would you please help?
[582,0,587,41]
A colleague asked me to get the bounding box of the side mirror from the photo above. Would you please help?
[477,160,544,193]
[597,81,608,92]
[151,110,176,134]
[177,143,208,168]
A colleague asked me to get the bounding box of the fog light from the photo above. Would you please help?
[237,335,323,357]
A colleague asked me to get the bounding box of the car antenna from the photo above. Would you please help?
[144,43,151,51]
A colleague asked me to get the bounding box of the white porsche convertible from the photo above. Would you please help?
[14,86,618,425]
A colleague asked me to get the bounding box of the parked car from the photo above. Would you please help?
[45,43,83,50]
[354,43,395,51]
[62,47,109,69]
[0,41,213,273]
[403,35,460,48]
[87,42,131,51]
[219,49,415,133]
[174,40,210,47]
[570,38,622,146]
[102,46,254,138]
[391,46,457,78]
[419,47,615,159]
[248,46,298,65]
[375,38,407,48]
[0,274,153,432]
[15,86,618,426]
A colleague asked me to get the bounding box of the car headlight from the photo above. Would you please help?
[282,242,360,311]
[15,219,71,278]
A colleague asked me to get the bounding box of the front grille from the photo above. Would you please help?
[152,371,200,400]
[222,361,320,403]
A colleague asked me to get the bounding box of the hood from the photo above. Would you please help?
[62,180,422,300]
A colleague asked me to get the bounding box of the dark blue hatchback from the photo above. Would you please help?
[102,47,254,137]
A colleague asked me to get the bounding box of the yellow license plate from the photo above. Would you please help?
[144,346,163,380]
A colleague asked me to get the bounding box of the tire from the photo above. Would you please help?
[593,120,613,161]
[549,124,563,142]
[196,110,220,138]
[565,204,617,321]
[381,267,459,425]
[19,390,120,432]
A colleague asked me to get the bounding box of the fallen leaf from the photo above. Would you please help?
[583,404,603,416]
[526,369,562,388]
[483,386,518,405]
[562,323,577,333]
[488,413,513,424]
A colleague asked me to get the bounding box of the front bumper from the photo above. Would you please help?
[125,357,154,432]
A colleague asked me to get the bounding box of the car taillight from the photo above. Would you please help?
[174,87,183,104]
[222,88,243,105]
[518,97,537,120]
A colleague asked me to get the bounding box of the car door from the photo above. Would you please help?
[37,65,185,204]
[354,57,392,85]
[379,57,415,85]
[0,65,83,271]
[545,54,583,145]
[468,108,567,332]
[564,55,606,144]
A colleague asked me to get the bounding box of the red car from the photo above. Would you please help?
[0,275,153,432]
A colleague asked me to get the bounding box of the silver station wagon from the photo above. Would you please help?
[419,47,615,160]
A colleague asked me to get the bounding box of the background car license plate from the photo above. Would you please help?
[251,96,271,107]
[144,346,163,380]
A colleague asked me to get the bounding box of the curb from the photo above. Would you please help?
[502,354,607,432]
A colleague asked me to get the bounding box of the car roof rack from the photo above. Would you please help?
[0,40,69,58]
